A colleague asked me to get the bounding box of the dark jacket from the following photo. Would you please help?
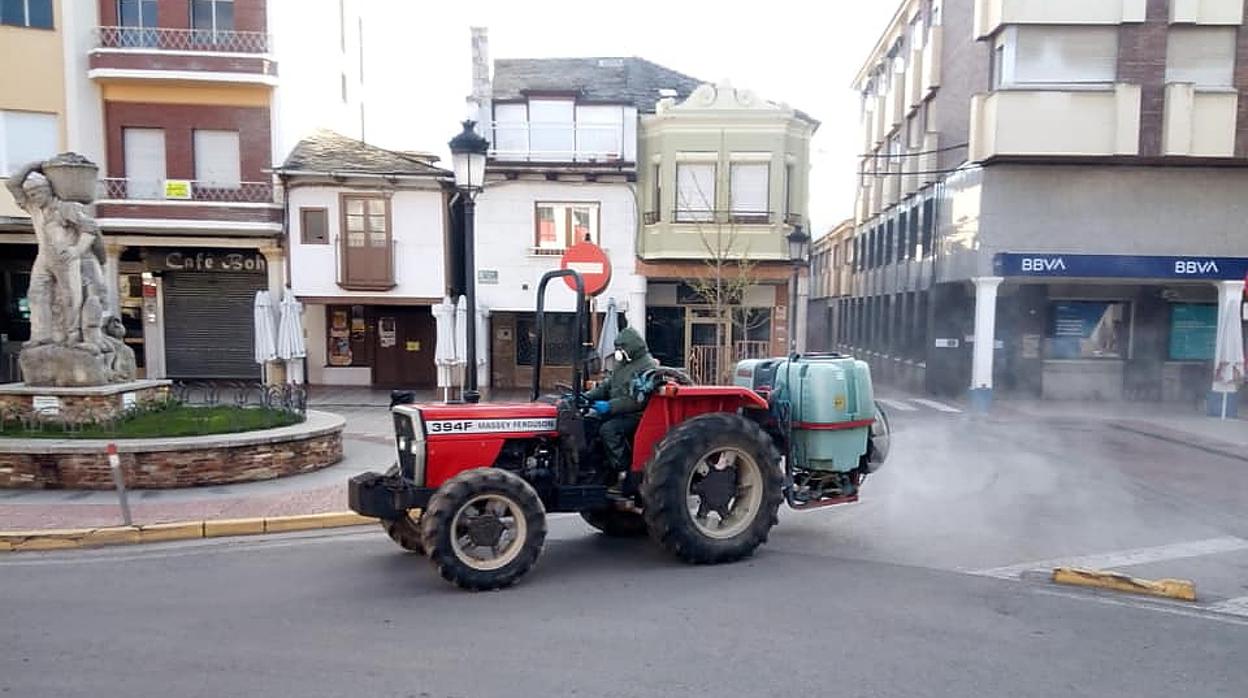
[585,327,658,416]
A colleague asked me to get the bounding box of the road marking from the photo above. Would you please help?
[1207,596,1248,618]
[1032,587,1248,628]
[910,398,962,413]
[876,398,918,412]
[970,536,1248,580]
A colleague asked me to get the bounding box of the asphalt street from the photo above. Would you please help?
[2,401,1246,697]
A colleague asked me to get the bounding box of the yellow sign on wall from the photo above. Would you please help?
[164,180,192,200]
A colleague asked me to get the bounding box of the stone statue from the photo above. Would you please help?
[4,154,135,386]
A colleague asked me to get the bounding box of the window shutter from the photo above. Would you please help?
[730,163,769,215]
[2,111,58,175]
[193,130,241,187]
[123,128,166,199]
[1166,27,1236,88]
[676,163,715,220]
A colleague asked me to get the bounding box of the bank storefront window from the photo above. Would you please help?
[1168,303,1217,361]
[1046,301,1129,359]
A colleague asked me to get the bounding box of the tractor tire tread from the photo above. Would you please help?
[641,412,782,565]
[420,468,547,591]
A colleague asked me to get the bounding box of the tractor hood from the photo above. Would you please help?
[417,402,558,437]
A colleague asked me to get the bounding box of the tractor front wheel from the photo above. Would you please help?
[420,468,547,591]
[641,412,782,564]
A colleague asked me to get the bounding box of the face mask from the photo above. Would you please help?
[614,349,627,363]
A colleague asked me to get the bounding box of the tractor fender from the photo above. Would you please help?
[630,385,770,471]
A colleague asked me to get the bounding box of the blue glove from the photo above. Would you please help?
[592,400,610,416]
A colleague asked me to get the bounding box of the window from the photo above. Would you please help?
[492,103,529,158]
[1046,301,1129,360]
[920,198,934,257]
[729,162,769,223]
[1168,304,1217,361]
[784,163,794,218]
[675,162,715,222]
[575,105,623,159]
[122,127,166,200]
[339,195,392,289]
[193,130,241,188]
[0,111,57,176]
[527,99,574,159]
[1,0,52,28]
[116,0,156,46]
[1166,28,1236,89]
[648,162,661,223]
[300,208,328,245]
[326,305,370,367]
[192,0,234,43]
[534,202,599,251]
[516,312,578,366]
[998,27,1117,87]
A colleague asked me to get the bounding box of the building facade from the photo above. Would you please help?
[0,0,364,382]
[279,131,451,388]
[637,83,818,382]
[467,38,700,389]
[837,0,1248,408]
[806,218,855,353]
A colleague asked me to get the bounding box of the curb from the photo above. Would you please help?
[0,512,378,553]
[1051,566,1197,602]
[1107,421,1248,464]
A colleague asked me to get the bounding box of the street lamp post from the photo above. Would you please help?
[449,120,489,403]
[786,225,810,356]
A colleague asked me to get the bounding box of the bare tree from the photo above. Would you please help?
[677,175,772,385]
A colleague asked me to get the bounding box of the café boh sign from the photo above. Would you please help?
[149,249,268,273]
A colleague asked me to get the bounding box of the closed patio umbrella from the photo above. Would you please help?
[1212,289,1244,419]
[596,296,620,373]
[476,306,490,391]
[253,290,277,384]
[275,289,306,384]
[432,297,457,401]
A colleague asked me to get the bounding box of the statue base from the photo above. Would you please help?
[0,380,172,426]
[18,344,115,387]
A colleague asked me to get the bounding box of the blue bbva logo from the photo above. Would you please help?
[1175,260,1219,275]
[1021,257,1066,272]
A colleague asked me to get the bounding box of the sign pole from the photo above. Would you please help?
[107,443,132,526]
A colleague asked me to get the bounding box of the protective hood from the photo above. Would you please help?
[613,326,649,362]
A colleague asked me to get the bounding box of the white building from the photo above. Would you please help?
[467,29,703,389]
[278,131,451,387]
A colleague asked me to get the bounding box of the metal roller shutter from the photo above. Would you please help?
[162,271,264,379]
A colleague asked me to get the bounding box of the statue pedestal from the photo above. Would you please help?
[0,380,172,426]
[18,344,111,387]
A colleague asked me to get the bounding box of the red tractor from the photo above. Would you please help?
[349,270,890,590]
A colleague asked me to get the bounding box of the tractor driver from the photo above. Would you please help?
[585,326,658,474]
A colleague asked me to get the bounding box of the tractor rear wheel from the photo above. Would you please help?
[379,465,424,554]
[580,508,648,537]
[420,468,547,591]
[641,412,782,564]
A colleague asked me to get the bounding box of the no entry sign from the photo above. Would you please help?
[559,242,612,297]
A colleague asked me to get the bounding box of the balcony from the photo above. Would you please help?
[95,178,280,234]
[89,27,277,86]
[100,179,274,203]
[1163,84,1238,158]
[970,84,1141,160]
[671,210,776,225]
[975,0,1146,38]
[489,121,632,165]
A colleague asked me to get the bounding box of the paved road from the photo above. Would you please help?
[3,401,1247,697]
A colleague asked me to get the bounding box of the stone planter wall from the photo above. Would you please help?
[0,411,344,490]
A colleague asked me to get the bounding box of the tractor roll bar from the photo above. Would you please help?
[531,269,587,403]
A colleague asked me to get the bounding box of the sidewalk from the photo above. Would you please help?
[986,399,1248,459]
[0,416,395,531]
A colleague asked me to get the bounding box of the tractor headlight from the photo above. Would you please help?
[392,405,427,486]
[865,402,890,473]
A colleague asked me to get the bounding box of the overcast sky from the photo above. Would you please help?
[362,0,898,233]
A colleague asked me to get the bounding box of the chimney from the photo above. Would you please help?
[470,27,491,102]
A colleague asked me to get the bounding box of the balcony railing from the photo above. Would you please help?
[672,210,775,225]
[100,179,274,204]
[489,121,627,163]
[96,26,271,53]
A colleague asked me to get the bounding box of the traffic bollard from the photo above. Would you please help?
[106,442,132,526]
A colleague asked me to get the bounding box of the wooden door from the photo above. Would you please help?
[372,308,436,388]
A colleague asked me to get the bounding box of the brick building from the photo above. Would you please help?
[834,0,1248,409]
[1,0,364,380]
